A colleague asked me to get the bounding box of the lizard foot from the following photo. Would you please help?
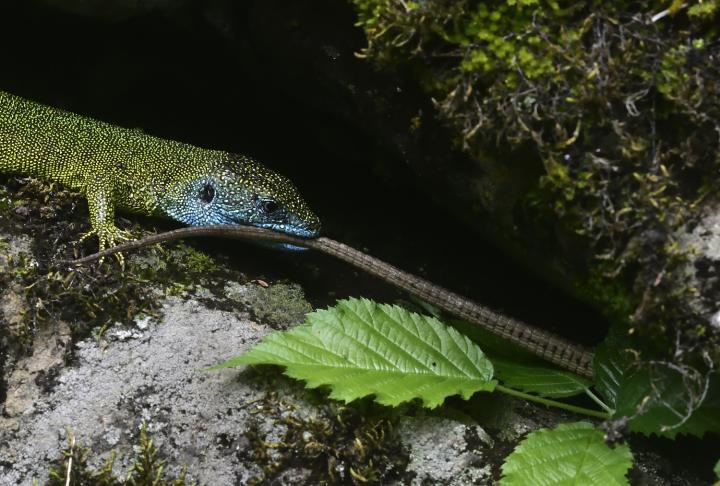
[79,226,133,267]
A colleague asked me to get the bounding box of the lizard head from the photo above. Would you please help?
[161,154,321,250]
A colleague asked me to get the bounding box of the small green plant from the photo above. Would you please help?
[215,298,720,482]
[46,424,192,486]
[45,430,116,486]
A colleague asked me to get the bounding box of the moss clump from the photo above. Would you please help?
[351,0,720,367]
[225,281,313,330]
[243,390,408,485]
[46,424,192,486]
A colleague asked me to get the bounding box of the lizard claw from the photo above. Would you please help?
[80,225,133,267]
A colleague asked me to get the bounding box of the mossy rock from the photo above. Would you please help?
[349,0,720,370]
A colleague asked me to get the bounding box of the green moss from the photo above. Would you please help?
[574,264,638,325]
[177,245,218,274]
[225,281,313,330]
[242,388,408,485]
[46,424,192,486]
[688,0,719,17]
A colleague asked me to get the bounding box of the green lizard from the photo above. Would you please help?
[14,87,594,377]
[0,91,320,252]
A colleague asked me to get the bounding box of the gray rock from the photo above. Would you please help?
[397,416,493,485]
[1,296,270,484]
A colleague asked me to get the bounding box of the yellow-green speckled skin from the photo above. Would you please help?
[0,91,320,250]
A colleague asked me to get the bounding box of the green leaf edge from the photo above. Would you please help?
[500,421,634,486]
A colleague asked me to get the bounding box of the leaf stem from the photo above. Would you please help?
[584,388,614,414]
[495,385,612,419]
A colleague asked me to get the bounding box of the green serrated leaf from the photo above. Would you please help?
[493,358,591,398]
[715,458,720,480]
[500,421,633,486]
[615,367,720,438]
[593,331,632,409]
[214,298,496,408]
[595,329,720,438]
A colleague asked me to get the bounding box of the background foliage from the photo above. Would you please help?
[350,0,720,440]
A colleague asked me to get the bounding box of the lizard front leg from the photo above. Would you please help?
[80,177,131,264]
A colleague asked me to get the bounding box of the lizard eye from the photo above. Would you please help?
[261,199,279,214]
[199,183,215,204]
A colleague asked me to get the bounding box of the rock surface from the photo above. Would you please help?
[0,269,707,485]
[2,296,260,484]
[0,1,717,483]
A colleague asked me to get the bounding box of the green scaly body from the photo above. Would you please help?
[0,91,320,251]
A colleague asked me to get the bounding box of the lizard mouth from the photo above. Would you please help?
[260,223,319,251]
[232,220,320,251]
[248,222,319,238]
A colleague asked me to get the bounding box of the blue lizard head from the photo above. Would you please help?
[161,154,321,250]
